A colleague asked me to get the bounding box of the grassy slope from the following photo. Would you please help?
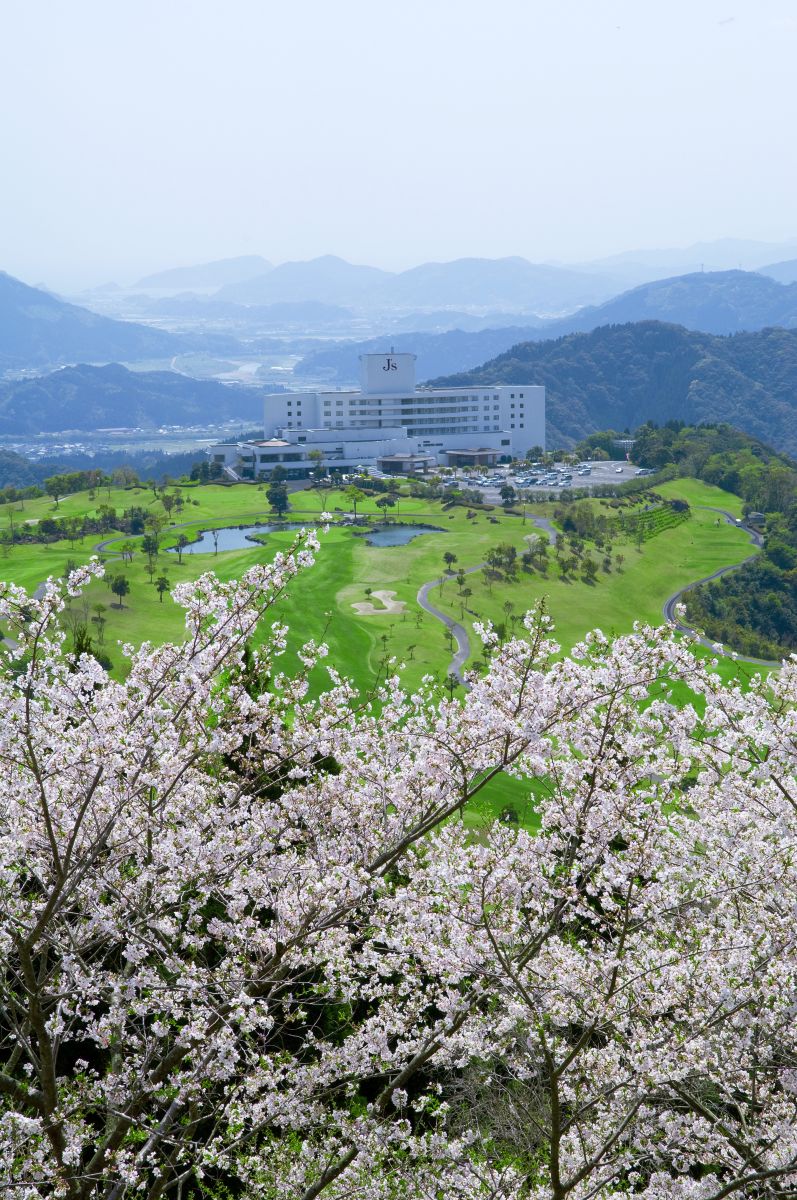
[429,504,754,657]
[1,481,760,678]
[0,479,768,827]
[653,477,745,517]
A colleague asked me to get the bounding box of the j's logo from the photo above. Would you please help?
[383,357,398,371]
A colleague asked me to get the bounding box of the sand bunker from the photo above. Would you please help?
[351,589,406,616]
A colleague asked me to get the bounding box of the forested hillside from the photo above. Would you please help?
[538,269,797,336]
[433,321,797,454]
[621,422,797,657]
[0,272,242,369]
[0,363,267,433]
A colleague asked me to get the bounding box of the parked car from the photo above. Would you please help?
[615,466,624,473]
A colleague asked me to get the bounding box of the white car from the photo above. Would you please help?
[615,466,623,474]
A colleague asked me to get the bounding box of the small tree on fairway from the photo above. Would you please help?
[44,477,63,508]
[344,485,366,521]
[155,576,170,603]
[110,574,130,609]
[90,603,107,645]
[582,556,599,584]
[176,533,189,564]
[267,480,290,517]
[443,551,458,573]
[375,496,394,522]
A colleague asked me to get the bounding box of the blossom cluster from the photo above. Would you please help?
[1,534,796,1199]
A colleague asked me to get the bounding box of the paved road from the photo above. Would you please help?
[415,517,556,683]
[526,515,558,544]
[416,563,486,684]
[661,507,781,668]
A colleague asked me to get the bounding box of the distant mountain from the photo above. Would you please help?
[572,238,797,289]
[218,254,621,314]
[218,255,393,306]
[369,257,618,313]
[292,270,797,392]
[0,272,250,370]
[759,258,797,285]
[541,270,797,337]
[0,272,189,371]
[430,321,797,455]
[134,255,273,292]
[0,363,266,434]
[293,326,542,387]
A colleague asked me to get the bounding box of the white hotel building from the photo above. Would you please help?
[209,351,545,479]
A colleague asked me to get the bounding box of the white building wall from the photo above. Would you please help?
[258,366,545,472]
[265,385,544,454]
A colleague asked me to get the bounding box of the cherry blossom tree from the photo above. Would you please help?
[0,531,796,1199]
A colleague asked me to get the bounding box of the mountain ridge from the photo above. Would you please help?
[430,321,797,454]
[134,255,273,291]
[0,272,243,371]
[293,269,797,386]
[0,363,266,434]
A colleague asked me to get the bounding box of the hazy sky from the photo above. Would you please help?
[2,0,796,289]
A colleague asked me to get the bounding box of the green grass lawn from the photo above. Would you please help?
[0,478,773,833]
[2,485,528,691]
[429,503,756,659]
[1,481,764,688]
[653,477,746,517]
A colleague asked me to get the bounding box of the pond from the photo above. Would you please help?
[364,524,443,547]
[167,523,306,553]
[166,522,445,554]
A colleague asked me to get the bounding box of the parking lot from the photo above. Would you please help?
[455,460,647,502]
